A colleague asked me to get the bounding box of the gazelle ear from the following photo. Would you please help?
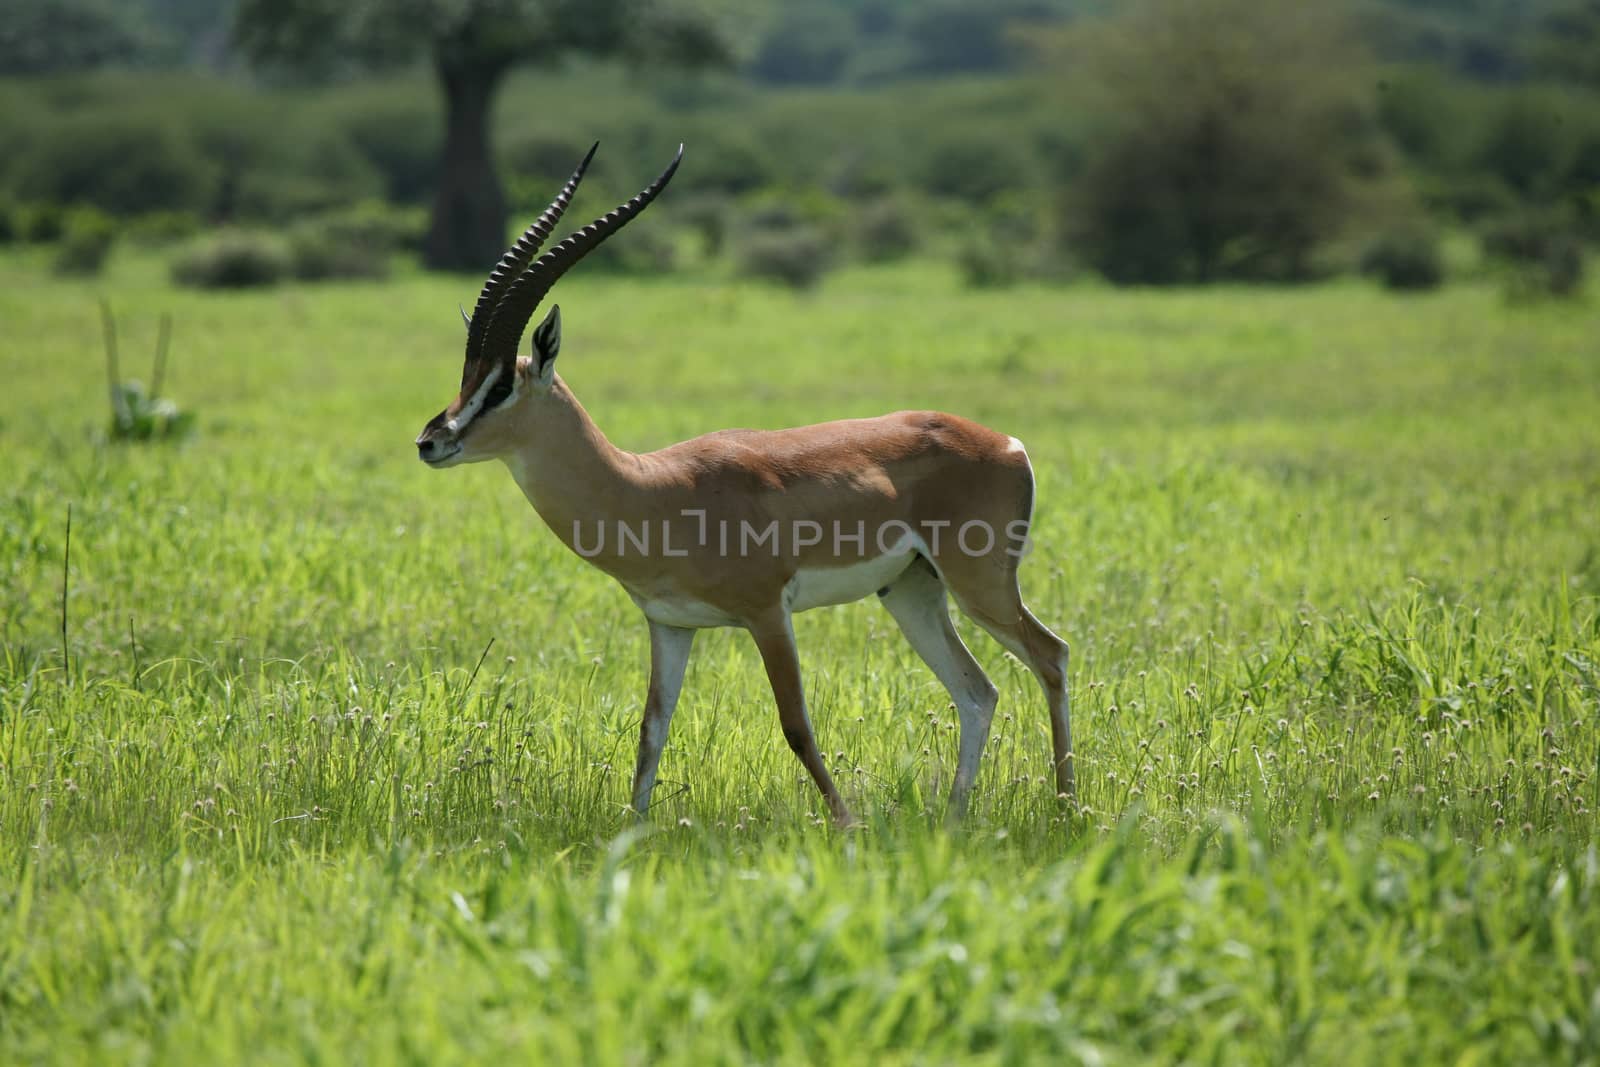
[531,305,561,379]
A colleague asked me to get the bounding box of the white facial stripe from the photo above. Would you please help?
[445,364,503,434]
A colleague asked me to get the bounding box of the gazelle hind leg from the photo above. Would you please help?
[940,568,1074,800]
[878,558,999,820]
[978,607,1073,799]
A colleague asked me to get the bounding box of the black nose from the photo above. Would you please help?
[417,437,437,457]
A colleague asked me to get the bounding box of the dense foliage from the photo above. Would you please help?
[0,58,1594,292]
[230,0,730,270]
[4,0,1598,291]
[1059,0,1375,284]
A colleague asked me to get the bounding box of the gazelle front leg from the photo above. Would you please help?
[749,612,853,826]
[630,619,696,817]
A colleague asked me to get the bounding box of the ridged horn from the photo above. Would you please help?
[462,142,598,374]
[480,144,683,368]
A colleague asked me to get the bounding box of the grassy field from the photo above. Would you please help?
[2,250,1598,1063]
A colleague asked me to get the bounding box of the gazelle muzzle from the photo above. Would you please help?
[415,408,462,465]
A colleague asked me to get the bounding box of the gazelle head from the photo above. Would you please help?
[416,143,684,468]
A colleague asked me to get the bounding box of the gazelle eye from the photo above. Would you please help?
[485,376,515,410]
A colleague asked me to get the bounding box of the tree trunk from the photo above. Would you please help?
[424,59,507,272]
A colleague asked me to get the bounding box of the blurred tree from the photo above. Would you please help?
[902,1,1063,76]
[748,7,854,86]
[134,0,237,67]
[1056,0,1379,284]
[917,129,1038,204]
[1475,92,1576,198]
[0,0,156,75]
[233,0,731,271]
[1352,0,1580,82]
[1529,0,1600,85]
[1375,69,1474,171]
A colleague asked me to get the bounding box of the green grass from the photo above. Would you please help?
[2,250,1599,1063]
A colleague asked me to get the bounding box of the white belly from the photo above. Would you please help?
[786,546,918,613]
[626,534,924,628]
[631,594,740,629]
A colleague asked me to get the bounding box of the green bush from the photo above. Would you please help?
[335,97,440,204]
[1475,91,1579,200]
[1499,242,1587,300]
[1376,69,1479,173]
[1360,228,1445,291]
[584,222,679,275]
[677,129,777,196]
[736,225,834,289]
[955,197,1056,288]
[741,188,847,234]
[0,200,16,244]
[313,200,426,253]
[916,129,1037,205]
[287,223,391,282]
[956,233,1022,289]
[177,203,418,283]
[186,95,382,221]
[1420,173,1519,225]
[17,202,65,243]
[1482,211,1570,262]
[824,152,900,201]
[1580,184,1600,245]
[1541,242,1585,298]
[854,197,920,263]
[53,206,118,276]
[674,193,732,259]
[1482,212,1587,299]
[281,201,423,280]
[229,134,383,221]
[170,229,291,289]
[124,210,204,246]
[12,113,215,216]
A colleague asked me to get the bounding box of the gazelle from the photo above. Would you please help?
[415,145,1072,823]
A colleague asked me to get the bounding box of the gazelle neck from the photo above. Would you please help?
[501,372,641,550]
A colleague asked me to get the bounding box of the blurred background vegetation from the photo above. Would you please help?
[0,0,1595,296]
